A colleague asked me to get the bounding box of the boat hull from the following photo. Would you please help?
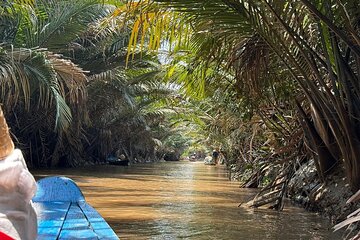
[108,159,129,166]
[33,176,119,240]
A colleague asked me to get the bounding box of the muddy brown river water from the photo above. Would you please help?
[33,161,342,240]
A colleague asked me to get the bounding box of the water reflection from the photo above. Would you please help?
[33,161,340,240]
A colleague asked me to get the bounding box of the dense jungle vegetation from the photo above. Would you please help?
[1,0,360,230]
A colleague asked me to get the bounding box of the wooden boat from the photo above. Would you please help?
[204,156,216,165]
[188,155,197,162]
[107,157,130,166]
[32,176,119,240]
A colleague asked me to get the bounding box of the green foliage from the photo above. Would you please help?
[118,0,360,193]
[3,0,360,193]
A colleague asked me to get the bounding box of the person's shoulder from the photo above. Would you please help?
[0,150,24,166]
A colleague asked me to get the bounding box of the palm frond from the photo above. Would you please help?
[12,0,111,51]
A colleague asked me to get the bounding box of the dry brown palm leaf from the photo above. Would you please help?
[333,216,360,232]
[230,34,270,98]
[45,52,89,104]
[334,190,360,238]
[347,190,360,204]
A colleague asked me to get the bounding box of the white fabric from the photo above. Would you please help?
[0,149,37,240]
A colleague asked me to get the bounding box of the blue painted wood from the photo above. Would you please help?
[33,176,119,240]
[62,203,90,230]
[79,201,119,240]
[59,229,98,240]
[33,176,84,202]
[34,202,70,240]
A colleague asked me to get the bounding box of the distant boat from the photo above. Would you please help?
[107,156,130,166]
[189,156,197,162]
[108,159,130,166]
[33,176,119,239]
[204,156,216,165]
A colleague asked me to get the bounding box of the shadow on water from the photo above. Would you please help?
[33,161,342,240]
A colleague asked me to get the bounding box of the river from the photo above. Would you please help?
[33,161,342,240]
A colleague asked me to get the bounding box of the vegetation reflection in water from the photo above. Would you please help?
[34,162,341,240]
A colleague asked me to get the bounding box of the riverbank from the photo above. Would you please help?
[230,158,360,231]
[287,160,360,225]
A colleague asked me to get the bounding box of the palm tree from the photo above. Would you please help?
[0,0,111,166]
[124,0,360,191]
[84,56,180,162]
[1,0,198,167]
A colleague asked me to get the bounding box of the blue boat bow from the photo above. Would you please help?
[33,176,119,240]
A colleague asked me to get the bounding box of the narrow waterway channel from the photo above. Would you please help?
[33,161,341,239]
